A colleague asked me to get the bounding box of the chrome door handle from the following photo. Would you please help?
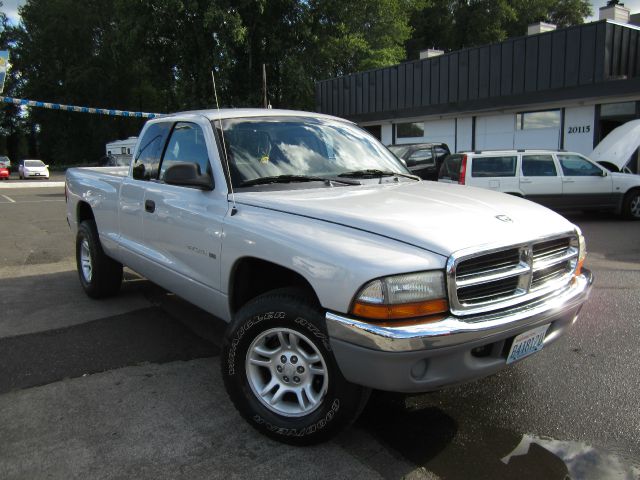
[562,179,574,183]
[520,179,533,184]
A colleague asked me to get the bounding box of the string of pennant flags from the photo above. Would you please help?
[0,96,161,119]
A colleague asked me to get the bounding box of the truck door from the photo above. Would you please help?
[118,122,172,272]
[556,153,615,209]
[142,121,227,293]
[519,154,563,209]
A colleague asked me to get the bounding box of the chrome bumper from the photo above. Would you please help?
[326,270,592,392]
[326,270,593,353]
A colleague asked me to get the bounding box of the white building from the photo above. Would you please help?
[316,6,640,173]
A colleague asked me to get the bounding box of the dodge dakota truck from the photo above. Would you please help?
[66,109,592,445]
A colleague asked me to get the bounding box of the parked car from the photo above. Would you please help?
[590,118,640,174]
[66,109,592,445]
[18,159,50,179]
[0,155,11,169]
[438,149,640,219]
[387,143,450,180]
[0,166,9,180]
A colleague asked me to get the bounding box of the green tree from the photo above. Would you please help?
[2,0,422,163]
[406,0,592,58]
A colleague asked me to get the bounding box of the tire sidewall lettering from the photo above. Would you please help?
[227,311,286,375]
[251,399,340,437]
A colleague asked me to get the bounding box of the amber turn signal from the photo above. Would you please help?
[351,298,449,321]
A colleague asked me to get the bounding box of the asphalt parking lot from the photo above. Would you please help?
[0,181,639,480]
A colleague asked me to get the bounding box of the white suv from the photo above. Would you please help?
[438,150,640,219]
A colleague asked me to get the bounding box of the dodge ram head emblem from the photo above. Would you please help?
[496,215,513,223]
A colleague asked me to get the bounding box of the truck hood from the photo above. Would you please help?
[591,119,640,170]
[234,182,576,256]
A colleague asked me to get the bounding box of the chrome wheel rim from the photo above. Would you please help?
[631,195,640,218]
[245,327,329,417]
[80,239,92,282]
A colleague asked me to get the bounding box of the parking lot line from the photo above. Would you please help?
[0,181,66,189]
[1,194,16,203]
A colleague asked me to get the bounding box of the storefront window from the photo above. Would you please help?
[516,110,561,130]
[396,122,424,138]
[601,102,636,118]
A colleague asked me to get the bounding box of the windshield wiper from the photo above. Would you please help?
[239,174,360,187]
[337,169,420,181]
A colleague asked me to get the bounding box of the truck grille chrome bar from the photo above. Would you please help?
[447,234,578,316]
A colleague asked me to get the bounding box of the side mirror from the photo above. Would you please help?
[164,162,213,190]
[601,170,607,177]
[45,164,49,168]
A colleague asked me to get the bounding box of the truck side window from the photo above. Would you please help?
[132,122,172,181]
[159,122,212,183]
[407,149,434,167]
[522,155,557,176]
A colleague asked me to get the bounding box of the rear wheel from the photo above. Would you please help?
[76,220,123,298]
[622,190,640,220]
[222,290,370,445]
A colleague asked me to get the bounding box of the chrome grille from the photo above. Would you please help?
[448,234,578,316]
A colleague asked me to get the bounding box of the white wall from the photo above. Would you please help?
[423,119,455,147]
[381,124,393,146]
[475,114,515,150]
[456,118,473,152]
[514,127,560,149]
[563,106,595,155]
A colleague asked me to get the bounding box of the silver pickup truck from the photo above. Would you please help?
[66,109,592,444]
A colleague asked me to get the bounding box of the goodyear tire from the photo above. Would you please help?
[76,220,123,298]
[221,290,370,445]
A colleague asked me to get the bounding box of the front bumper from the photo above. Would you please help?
[326,270,592,392]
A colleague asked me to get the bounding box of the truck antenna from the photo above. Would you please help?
[212,69,238,216]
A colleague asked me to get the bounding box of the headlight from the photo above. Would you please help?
[571,229,587,276]
[351,271,448,321]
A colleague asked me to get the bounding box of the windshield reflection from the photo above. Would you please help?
[214,116,408,188]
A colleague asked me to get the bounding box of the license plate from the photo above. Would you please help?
[506,324,550,364]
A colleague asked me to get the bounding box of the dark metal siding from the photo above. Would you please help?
[315,21,640,121]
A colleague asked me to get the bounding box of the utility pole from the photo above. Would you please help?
[262,64,268,108]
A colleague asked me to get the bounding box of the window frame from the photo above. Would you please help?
[516,109,562,130]
[396,122,425,139]
[157,121,214,188]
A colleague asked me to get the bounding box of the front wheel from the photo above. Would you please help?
[221,291,370,445]
[622,190,640,220]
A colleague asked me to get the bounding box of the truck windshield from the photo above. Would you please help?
[213,116,409,188]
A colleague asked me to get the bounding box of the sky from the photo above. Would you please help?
[3,0,640,24]
[2,0,22,23]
